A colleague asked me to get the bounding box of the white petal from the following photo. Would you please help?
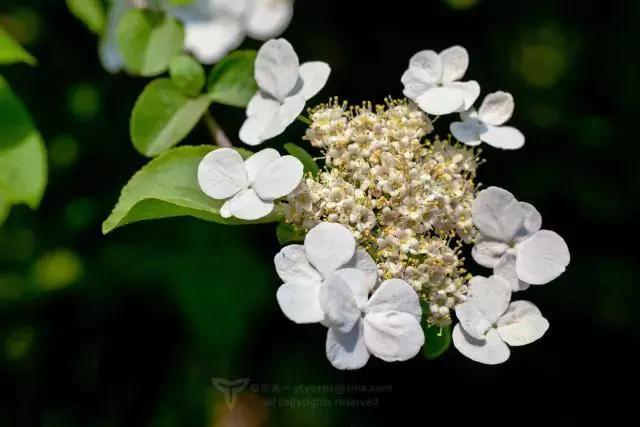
[363,311,424,362]
[183,18,245,64]
[276,282,324,324]
[335,268,371,310]
[343,248,378,291]
[452,325,510,365]
[446,80,480,111]
[254,38,300,101]
[494,251,530,292]
[455,302,491,340]
[518,202,542,241]
[304,222,355,278]
[274,244,322,285]
[220,200,232,218]
[481,125,525,150]
[471,236,509,268]
[408,50,442,83]
[227,188,274,220]
[239,115,271,146]
[516,230,570,285]
[460,107,479,121]
[244,148,281,184]
[366,279,422,322]
[245,0,293,40]
[261,94,306,141]
[450,120,484,146]
[479,91,515,126]
[253,155,303,200]
[401,68,436,100]
[326,320,370,370]
[297,62,331,100]
[246,91,280,117]
[197,148,247,199]
[467,275,511,324]
[472,186,526,242]
[320,269,366,332]
[415,86,465,115]
[439,45,469,83]
[498,301,549,346]
[99,0,130,73]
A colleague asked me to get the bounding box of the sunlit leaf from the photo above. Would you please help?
[0,26,36,66]
[276,222,306,245]
[0,76,47,210]
[284,143,320,175]
[169,54,206,96]
[116,9,184,77]
[66,0,106,35]
[208,50,258,107]
[102,145,281,234]
[131,78,211,157]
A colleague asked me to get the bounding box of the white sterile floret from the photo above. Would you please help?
[471,186,570,291]
[239,38,331,145]
[197,147,303,220]
[401,46,480,116]
[450,91,525,149]
[323,276,425,370]
[169,0,294,64]
[452,275,549,365]
[274,222,378,324]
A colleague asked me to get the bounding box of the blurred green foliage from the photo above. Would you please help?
[0,0,638,426]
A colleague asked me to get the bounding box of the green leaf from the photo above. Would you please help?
[0,76,47,210]
[276,222,306,245]
[207,50,258,107]
[102,145,280,234]
[284,143,320,175]
[116,9,184,77]
[169,54,206,96]
[66,0,106,35]
[0,193,9,226]
[422,318,452,360]
[168,0,196,5]
[0,26,36,66]
[131,78,211,157]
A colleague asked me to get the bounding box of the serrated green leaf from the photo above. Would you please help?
[421,313,452,360]
[116,9,184,77]
[276,222,306,245]
[169,54,206,96]
[284,143,320,176]
[66,0,106,35]
[207,50,258,107]
[0,26,36,66]
[102,145,280,234]
[131,78,211,157]
[0,76,47,210]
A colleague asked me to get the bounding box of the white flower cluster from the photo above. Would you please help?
[195,39,571,368]
[285,99,478,327]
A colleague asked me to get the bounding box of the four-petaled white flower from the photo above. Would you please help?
[240,38,331,145]
[401,46,480,116]
[170,0,295,64]
[453,275,549,365]
[471,186,570,291]
[100,0,295,72]
[274,222,424,369]
[197,147,303,220]
[450,91,525,149]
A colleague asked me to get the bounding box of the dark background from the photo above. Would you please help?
[1,0,638,425]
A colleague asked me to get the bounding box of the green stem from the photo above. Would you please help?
[203,111,232,148]
[297,115,312,125]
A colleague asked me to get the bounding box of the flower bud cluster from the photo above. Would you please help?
[285,99,481,325]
